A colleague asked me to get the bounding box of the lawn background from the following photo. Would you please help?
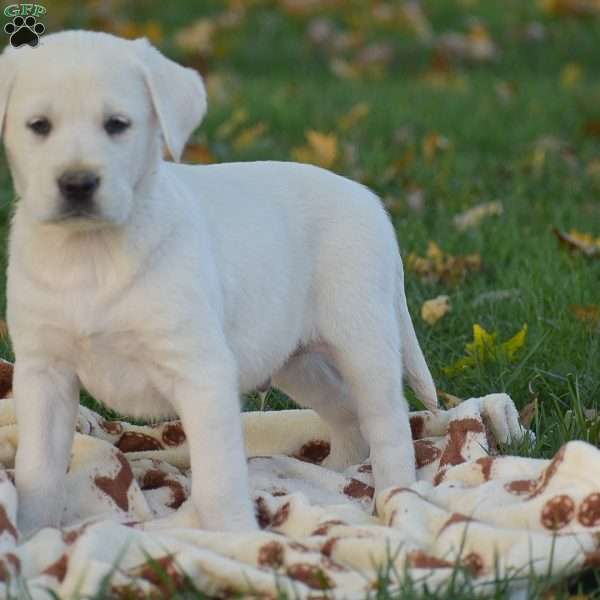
[0,0,599,596]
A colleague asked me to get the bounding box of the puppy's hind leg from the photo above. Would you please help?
[320,306,417,496]
[272,350,369,470]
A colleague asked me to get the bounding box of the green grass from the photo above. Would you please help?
[2,0,600,597]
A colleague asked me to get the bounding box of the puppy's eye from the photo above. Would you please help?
[27,117,51,136]
[104,116,131,135]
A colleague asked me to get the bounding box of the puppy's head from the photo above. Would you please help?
[0,31,206,229]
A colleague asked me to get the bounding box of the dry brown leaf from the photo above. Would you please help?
[422,132,450,161]
[0,320,7,338]
[586,159,600,178]
[406,241,482,285]
[554,228,600,257]
[583,119,600,138]
[232,122,269,151]
[453,201,504,231]
[292,131,339,168]
[182,143,216,164]
[337,103,370,131]
[421,295,451,325]
[540,0,600,17]
[111,20,163,43]
[174,19,216,54]
[571,304,600,327]
[519,399,538,429]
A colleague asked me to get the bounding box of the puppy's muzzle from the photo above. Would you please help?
[57,170,101,217]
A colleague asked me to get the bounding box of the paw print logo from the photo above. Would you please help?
[4,15,45,48]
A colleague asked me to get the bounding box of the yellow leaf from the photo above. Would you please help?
[292,131,339,168]
[216,108,249,140]
[453,201,504,231]
[465,323,497,362]
[443,323,528,377]
[501,324,528,359]
[560,63,584,88]
[554,228,600,257]
[438,389,462,408]
[337,103,370,131]
[421,295,451,325]
[232,122,268,152]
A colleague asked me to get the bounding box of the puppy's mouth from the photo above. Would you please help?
[47,208,103,223]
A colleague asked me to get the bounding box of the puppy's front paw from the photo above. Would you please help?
[194,494,259,532]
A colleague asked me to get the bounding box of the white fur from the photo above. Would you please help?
[0,31,438,535]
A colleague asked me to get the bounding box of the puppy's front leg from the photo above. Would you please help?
[173,360,257,531]
[14,360,79,535]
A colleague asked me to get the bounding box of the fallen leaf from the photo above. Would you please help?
[586,159,600,178]
[438,389,462,408]
[174,19,216,54]
[216,108,249,140]
[422,132,450,161]
[453,201,504,231]
[560,63,584,88]
[554,228,600,257]
[337,103,370,131]
[520,398,538,429]
[540,0,600,17]
[421,295,451,326]
[292,131,339,168]
[443,323,528,376]
[111,20,163,43]
[406,242,482,285]
[571,304,600,327]
[182,143,216,164]
[232,122,268,151]
[583,119,600,138]
[398,1,433,42]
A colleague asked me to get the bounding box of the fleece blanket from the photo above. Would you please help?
[0,363,598,598]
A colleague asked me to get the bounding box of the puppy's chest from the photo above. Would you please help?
[75,328,175,420]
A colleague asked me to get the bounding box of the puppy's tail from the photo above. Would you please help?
[396,261,439,411]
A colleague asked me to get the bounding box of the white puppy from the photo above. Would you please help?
[0,31,438,534]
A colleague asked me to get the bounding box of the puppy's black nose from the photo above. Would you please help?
[57,170,100,203]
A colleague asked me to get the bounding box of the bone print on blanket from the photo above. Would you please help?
[0,368,598,597]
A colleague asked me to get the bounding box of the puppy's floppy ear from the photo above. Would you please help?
[133,38,207,162]
[0,48,18,139]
